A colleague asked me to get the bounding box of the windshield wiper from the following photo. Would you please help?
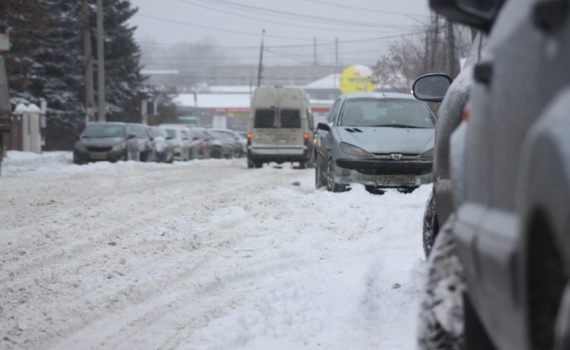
[373,124,428,129]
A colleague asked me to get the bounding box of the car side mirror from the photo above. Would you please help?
[128,134,136,139]
[412,74,453,103]
[429,0,501,33]
[317,123,331,132]
[165,136,173,140]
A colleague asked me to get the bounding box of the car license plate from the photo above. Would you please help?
[90,152,107,160]
[376,175,415,184]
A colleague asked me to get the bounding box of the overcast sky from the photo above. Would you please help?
[128,0,432,66]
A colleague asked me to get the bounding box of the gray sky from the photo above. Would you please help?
[128,0,431,66]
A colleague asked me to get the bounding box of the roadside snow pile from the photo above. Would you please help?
[2,151,72,176]
[1,159,429,349]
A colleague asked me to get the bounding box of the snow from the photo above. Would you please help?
[0,151,430,349]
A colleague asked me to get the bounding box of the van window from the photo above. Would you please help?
[254,109,276,128]
[280,109,301,128]
[307,111,314,131]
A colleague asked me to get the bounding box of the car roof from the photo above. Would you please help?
[343,92,416,100]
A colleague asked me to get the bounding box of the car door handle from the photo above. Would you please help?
[474,62,493,85]
[533,0,568,32]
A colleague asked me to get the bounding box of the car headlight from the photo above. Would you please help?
[111,142,127,151]
[75,142,86,151]
[420,148,435,159]
[339,142,373,158]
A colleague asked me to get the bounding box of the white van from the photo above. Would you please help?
[247,87,315,169]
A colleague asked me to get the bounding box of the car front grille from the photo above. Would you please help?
[87,146,112,152]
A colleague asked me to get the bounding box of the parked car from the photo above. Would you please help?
[203,129,234,159]
[412,33,485,257]
[159,124,192,161]
[73,122,139,164]
[149,126,174,163]
[315,92,435,193]
[209,128,247,157]
[128,123,153,162]
[416,0,570,349]
[190,127,211,159]
[247,86,315,169]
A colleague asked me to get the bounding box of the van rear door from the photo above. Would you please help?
[277,109,303,153]
[253,108,278,148]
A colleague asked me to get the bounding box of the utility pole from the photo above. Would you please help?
[256,29,265,87]
[335,37,338,66]
[83,0,95,123]
[429,12,440,72]
[313,37,317,65]
[96,0,106,122]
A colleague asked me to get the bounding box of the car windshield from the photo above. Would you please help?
[339,98,434,128]
[131,125,148,138]
[82,125,125,138]
[165,129,178,139]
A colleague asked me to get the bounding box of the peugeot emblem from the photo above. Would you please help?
[391,153,403,160]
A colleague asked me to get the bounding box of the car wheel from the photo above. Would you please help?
[326,158,345,192]
[299,162,306,169]
[315,160,326,189]
[423,190,440,258]
[211,148,223,159]
[417,216,466,350]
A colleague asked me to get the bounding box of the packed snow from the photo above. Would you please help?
[0,151,429,349]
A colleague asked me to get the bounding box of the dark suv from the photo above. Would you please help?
[416,0,570,350]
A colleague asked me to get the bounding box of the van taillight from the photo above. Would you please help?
[303,133,309,147]
[247,133,252,147]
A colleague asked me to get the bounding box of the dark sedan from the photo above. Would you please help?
[204,129,234,159]
[73,122,139,164]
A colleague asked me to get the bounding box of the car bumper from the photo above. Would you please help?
[334,158,433,188]
[74,149,126,163]
[248,148,310,163]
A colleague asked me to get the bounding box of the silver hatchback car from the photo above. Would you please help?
[315,92,435,192]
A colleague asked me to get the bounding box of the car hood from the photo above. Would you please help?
[335,127,434,154]
[80,137,125,147]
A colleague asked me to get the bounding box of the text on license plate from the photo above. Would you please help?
[376,175,415,184]
[90,152,107,160]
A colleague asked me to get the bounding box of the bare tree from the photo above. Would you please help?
[374,15,472,92]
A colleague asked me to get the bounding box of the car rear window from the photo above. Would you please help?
[254,109,276,128]
[280,109,301,128]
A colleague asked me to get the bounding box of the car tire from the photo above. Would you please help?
[299,162,306,169]
[423,190,440,258]
[326,158,345,192]
[211,148,223,159]
[417,215,466,350]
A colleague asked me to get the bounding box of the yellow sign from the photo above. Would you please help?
[339,65,375,94]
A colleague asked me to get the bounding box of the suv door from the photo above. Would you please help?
[277,109,303,153]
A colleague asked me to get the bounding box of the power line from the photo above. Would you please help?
[301,0,426,17]
[176,0,406,34]
[190,0,416,30]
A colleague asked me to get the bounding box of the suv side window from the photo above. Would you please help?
[307,110,314,131]
[327,99,342,124]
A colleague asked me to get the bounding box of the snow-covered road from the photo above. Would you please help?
[0,152,429,350]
